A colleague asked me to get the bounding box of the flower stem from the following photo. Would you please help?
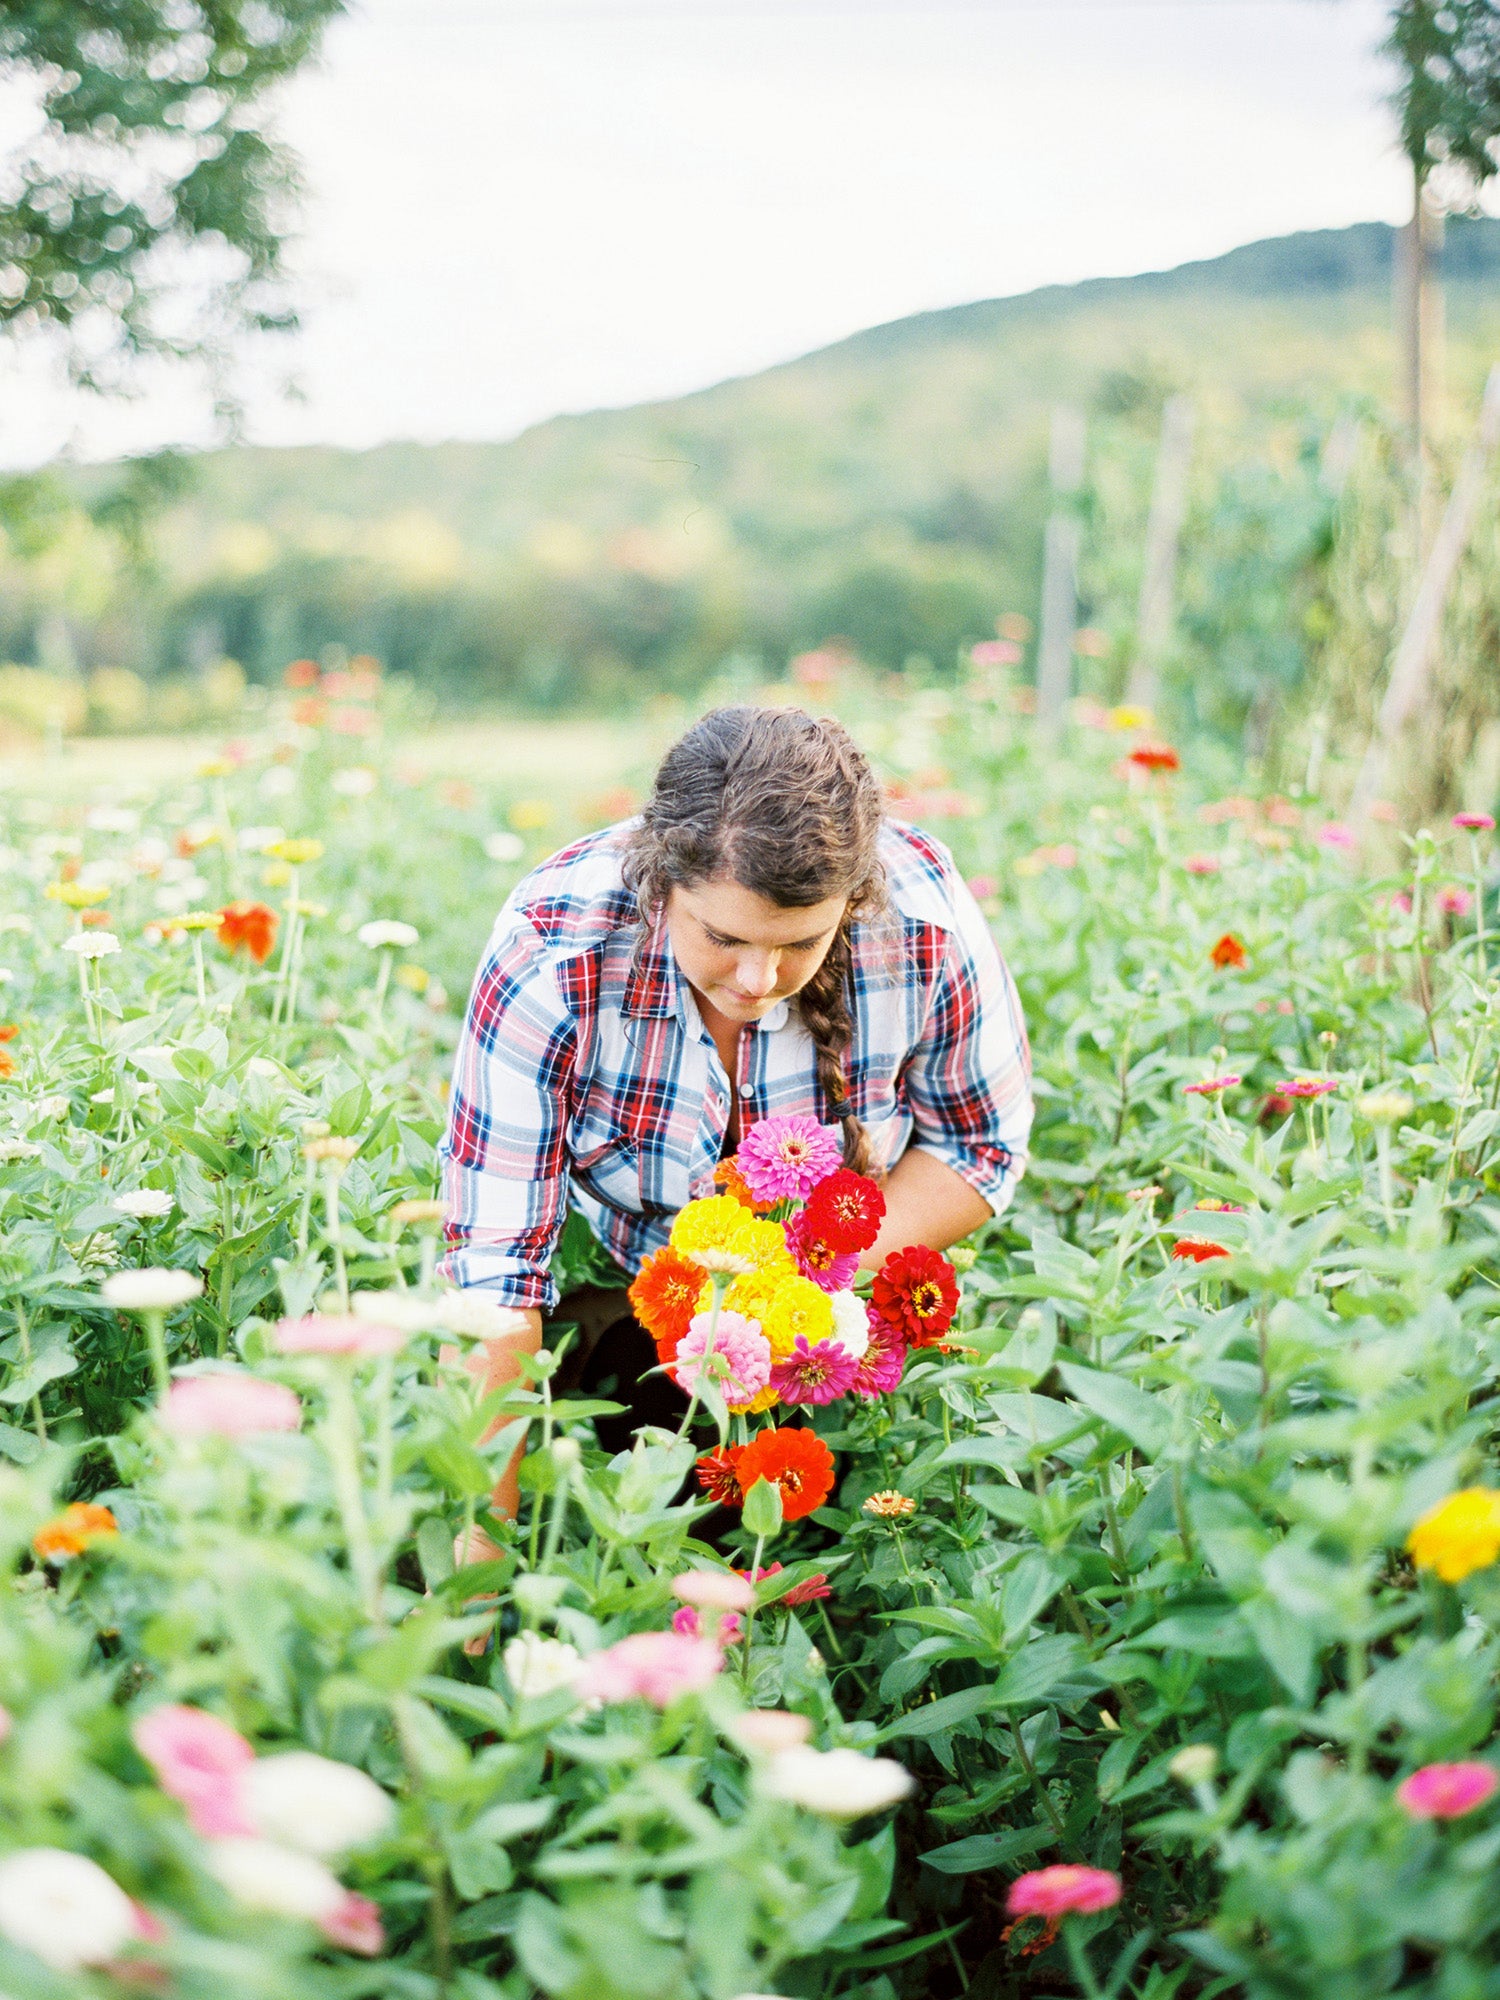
[325,1361,381,1623]
[141,1309,170,1403]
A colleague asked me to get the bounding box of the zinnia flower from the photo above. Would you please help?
[1128,744,1179,773]
[101,1268,203,1312]
[669,1310,773,1405]
[357,919,419,949]
[503,1631,585,1699]
[1183,853,1220,875]
[1396,1762,1498,1819]
[1276,1077,1337,1099]
[671,1604,743,1644]
[672,1570,755,1611]
[1006,1864,1121,1921]
[864,1489,916,1518]
[1210,932,1247,969]
[217,901,279,964]
[695,1445,745,1506]
[1454,811,1496,831]
[133,1704,256,1839]
[161,1373,302,1437]
[273,1314,406,1356]
[735,1114,844,1204]
[803,1167,885,1254]
[761,1746,912,1818]
[739,1561,832,1606]
[1407,1488,1500,1583]
[243,1752,394,1856]
[629,1246,709,1359]
[112,1189,174,1219]
[713,1155,771,1213]
[757,1271,837,1357]
[1183,1074,1239,1097]
[734,1426,835,1522]
[827,1287,871,1359]
[575,1631,723,1708]
[1170,1236,1231,1264]
[1316,821,1357,850]
[870,1245,959,1347]
[670,1196,789,1277]
[0,1848,138,1971]
[785,1209,860,1292]
[33,1502,118,1562]
[850,1315,907,1398]
[771,1335,858,1406]
[1438,885,1474,918]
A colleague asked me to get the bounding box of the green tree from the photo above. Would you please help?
[0,0,345,391]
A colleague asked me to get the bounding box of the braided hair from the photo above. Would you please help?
[621,705,887,1175]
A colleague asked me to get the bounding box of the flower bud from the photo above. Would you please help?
[551,1435,582,1473]
[1169,1743,1219,1786]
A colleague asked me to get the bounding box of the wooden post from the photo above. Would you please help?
[1396,172,1445,548]
[1126,393,1195,711]
[1035,406,1085,744]
[1351,362,1500,822]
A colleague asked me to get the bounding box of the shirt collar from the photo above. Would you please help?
[620,917,793,1035]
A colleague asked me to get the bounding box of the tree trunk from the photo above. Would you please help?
[1035,406,1086,746]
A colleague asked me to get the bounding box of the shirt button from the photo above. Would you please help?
[739,1081,755,1100]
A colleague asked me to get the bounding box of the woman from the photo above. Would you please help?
[440,704,1032,1506]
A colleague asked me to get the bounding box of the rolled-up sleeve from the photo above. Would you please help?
[903,879,1033,1216]
[438,918,577,1309]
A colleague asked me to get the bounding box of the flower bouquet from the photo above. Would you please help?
[626,1113,963,1521]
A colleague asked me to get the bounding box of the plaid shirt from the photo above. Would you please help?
[440,819,1032,1308]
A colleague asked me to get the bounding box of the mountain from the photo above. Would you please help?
[35,218,1500,711]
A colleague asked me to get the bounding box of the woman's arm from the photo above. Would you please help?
[858,1146,993,1269]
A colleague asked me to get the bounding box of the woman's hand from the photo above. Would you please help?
[857,1147,992,1270]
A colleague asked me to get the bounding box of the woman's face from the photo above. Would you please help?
[665,876,848,1024]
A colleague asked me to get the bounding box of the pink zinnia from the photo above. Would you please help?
[771,1335,859,1406]
[965,874,999,900]
[1396,1762,1498,1819]
[575,1631,723,1708]
[132,1704,256,1838]
[162,1373,302,1437]
[1316,822,1357,851]
[785,1210,859,1293]
[1438,885,1474,917]
[850,1315,907,1399]
[671,1604,744,1644]
[321,1891,385,1955]
[1183,1074,1240,1097]
[1006,1864,1121,1920]
[1276,1078,1337,1099]
[273,1314,406,1356]
[1183,853,1221,875]
[735,1115,844,1204]
[1454,812,1496,832]
[668,1310,771,1404]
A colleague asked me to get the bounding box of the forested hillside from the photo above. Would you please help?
[17,218,1500,725]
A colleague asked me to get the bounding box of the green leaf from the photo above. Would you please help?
[742,1473,783,1540]
[1056,1361,1173,1459]
[920,1824,1053,1873]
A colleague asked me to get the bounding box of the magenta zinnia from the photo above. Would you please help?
[850,1315,907,1399]
[1183,1074,1239,1097]
[735,1115,844,1204]
[1396,1762,1498,1819]
[785,1209,859,1292]
[770,1334,858,1406]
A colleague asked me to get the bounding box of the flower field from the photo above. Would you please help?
[3,659,1500,2000]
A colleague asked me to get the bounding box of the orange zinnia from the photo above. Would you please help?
[1210,932,1247,969]
[33,1501,118,1562]
[217,902,279,965]
[713,1156,773,1214]
[0,1051,12,1080]
[0,1026,16,1043]
[734,1426,835,1522]
[629,1245,705,1360]
[1128,743,1179,773]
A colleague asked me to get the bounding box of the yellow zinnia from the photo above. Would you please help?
[1407,1488,1500,1583]
[729,1379,781,1416]
[266,837,324,866]
[757,1272,836,1360]
[670,1197,790,1276]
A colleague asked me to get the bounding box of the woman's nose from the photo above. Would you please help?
[736,954,778,996]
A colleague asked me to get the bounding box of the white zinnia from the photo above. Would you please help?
[760,1746,913,1819]
[204,1838,345,1921]
[0,1847,137,1970]
[85,806,140,836]
[0,1140,40,1161]
[484,831,524,862]
[331,767,377,797]
[357,919,419,950]
[61,932,119,959]
[112,1190,174,1220]
[503,1632,585,1700]
[101,1268,203,1311]
[237,825,286,854]
[828,1290,871,1361]
[243,1752,393,1857]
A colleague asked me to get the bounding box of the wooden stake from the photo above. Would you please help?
[1351,362,1500,822]
[1035,405,1085,745]
[1127,394,1195,711]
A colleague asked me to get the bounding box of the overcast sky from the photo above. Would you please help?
[0,0,1414,466]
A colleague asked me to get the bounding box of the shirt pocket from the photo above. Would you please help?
[568,1087,644,1211]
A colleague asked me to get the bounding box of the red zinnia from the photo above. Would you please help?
[734,1427,836,1522]
[1210,932,1247,969]
[217,901,279,966]
[1128,743,1179,773]
[804,1168,885,1254]
[695,1446,745,1507]
[1171,1236,1231,1265]
[629,1245,705,1361]
[740,1561,832,1607]
[871,1245,959,1347]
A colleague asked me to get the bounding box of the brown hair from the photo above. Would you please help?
[622,705,886,1174]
